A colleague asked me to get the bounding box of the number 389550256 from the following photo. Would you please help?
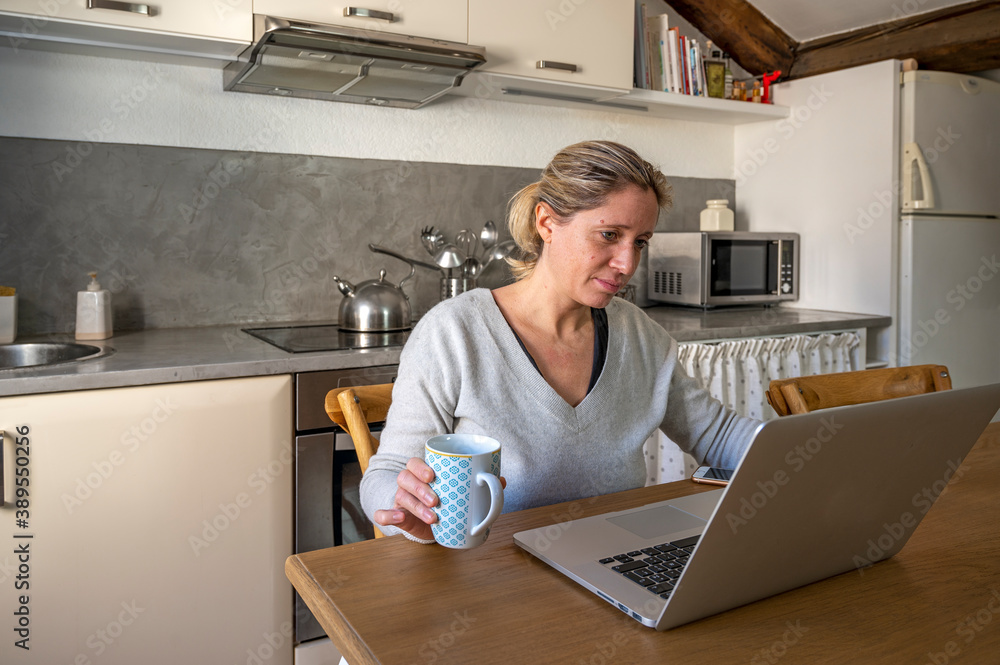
[13,425,30,515]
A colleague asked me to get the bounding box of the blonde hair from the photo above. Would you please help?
[506,141,672,280]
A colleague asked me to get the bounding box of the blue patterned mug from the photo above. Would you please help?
[425,434,503,549]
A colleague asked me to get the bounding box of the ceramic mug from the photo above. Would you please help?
[425,434,503,549]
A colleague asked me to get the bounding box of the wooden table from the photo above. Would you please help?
[287,423,1000,664]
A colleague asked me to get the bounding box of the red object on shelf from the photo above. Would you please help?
[762,70,782,104]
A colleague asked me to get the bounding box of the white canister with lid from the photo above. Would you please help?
[75,272,113,340]
[700,199,735,231]
[0,288,16,344]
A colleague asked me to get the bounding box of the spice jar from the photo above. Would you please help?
[700,200,735,232]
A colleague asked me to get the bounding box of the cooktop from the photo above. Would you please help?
[243,324,410,353]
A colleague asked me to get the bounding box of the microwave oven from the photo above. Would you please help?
[647,232,799,307]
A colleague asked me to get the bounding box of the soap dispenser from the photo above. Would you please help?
[75,272,113,340]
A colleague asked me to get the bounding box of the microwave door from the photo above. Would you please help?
[711,240,773,301]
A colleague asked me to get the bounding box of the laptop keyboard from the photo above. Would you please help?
[598,535,700,599]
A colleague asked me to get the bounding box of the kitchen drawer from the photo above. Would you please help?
[0,0,252,42]
[252,0,467,43]
[468,0,633,91]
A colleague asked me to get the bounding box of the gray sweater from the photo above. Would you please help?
[360,289,760,540]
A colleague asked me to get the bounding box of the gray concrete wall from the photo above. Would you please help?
[0,137,734,334]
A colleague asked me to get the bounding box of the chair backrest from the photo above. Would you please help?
[766,364,952,417]
[325,383,394,538]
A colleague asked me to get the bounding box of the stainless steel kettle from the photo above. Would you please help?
[333,248,416,332]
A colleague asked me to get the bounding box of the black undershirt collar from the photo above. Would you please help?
[509,307,609,396]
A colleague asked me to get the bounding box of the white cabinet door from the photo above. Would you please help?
[0,0,251,41]
[253,0,467,42]
[0,376,293,665]
[468,0,633,91]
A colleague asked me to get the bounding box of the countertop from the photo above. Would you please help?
[643,306,891,343]
[0,306,890,397]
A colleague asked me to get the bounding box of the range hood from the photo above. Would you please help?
[224,15,487,109]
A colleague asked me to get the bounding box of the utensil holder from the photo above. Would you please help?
[440,277,476,301]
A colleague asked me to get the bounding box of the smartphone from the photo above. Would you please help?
[691,466,735,486]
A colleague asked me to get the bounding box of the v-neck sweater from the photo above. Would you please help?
[360,289,760,542]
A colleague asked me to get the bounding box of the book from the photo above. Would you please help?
[633,2,645,88]
[655,14,672,93]
[692,39,704,96]
[667,27,681,94]
[679,35,689,94]
[644,14,664,91]
[700,48,707,95]
[635,2,649,89]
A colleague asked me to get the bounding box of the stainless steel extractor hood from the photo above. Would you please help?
[223,15,487,109]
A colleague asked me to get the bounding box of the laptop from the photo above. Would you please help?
[513,382,1000,630]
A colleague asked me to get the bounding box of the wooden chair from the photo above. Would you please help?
[325,383,395,538]
[766,364,952,417]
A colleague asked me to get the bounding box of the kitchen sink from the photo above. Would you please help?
[0,342,110,370]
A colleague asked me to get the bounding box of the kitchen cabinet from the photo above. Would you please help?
[457,0,787,124]
[0,375,293,665]
[468,0,634,95]
[253,0,468,43]
[0,0,251,59]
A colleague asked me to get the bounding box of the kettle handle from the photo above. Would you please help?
[368,243,419,293]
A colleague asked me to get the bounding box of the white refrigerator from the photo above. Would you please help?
[898,70,1000,389]
[735,61,1000,388]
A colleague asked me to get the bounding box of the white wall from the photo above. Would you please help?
[734,59,900,319]
[0,46,735,177]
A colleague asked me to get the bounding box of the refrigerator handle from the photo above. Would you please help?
[0,430,4,507]
[902,142,936,211]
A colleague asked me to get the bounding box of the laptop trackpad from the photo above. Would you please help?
[607,504,706,540]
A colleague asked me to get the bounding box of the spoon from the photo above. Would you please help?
[479,220,497,256]
[483,239,516,269]
[462,256,483,278]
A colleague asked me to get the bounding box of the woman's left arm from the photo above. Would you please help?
[658,350,762,470]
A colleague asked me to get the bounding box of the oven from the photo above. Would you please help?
[293,364,398,643]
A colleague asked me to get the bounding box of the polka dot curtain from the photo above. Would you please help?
[645,332,861,485]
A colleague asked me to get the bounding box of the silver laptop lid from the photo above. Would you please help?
[658,382,1000,629]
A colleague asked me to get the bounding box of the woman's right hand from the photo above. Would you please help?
[372,457,438,541]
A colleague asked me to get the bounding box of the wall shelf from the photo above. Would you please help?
[451,71,789,126]
[621,87,790,124]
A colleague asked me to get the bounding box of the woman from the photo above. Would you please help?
[360,140,760,542]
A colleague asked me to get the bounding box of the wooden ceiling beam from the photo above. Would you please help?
[666,0,796,76]
[788,0,1000,80]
